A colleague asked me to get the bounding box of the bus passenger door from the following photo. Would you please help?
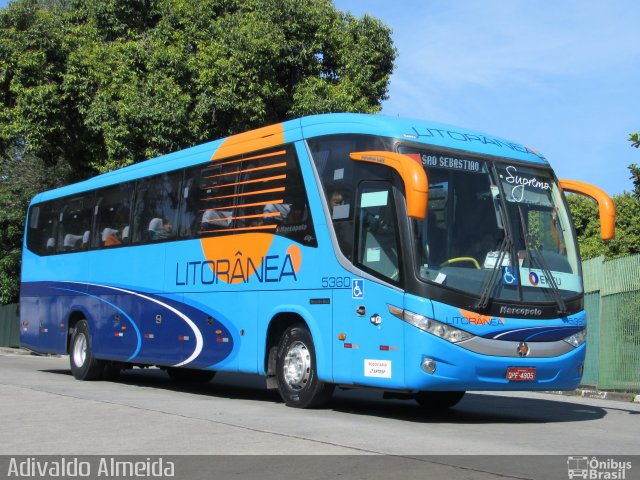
[332,181,406,388]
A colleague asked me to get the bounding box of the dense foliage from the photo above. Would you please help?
[0,0,396,303]
[568,188,640,261]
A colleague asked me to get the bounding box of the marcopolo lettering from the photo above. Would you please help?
[499,306,543,316]
[175,252,298,286]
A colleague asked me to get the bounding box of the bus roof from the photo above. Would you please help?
[31,113,547,204]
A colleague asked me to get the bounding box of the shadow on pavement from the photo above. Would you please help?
[40,367,617,424]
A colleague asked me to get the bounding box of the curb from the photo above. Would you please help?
[0,346,31,356]
[546,388,640,403]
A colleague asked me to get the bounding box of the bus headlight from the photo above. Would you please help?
[563,329,587,348]
[388,305,474,344]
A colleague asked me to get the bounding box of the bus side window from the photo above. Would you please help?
[26,202,60,255]
[57,195,94,253]
[178,172,198,239]
[94,183,133,248]
[355,183,401,284]
[270,146,316,245]
[192,144,316,245]
[198,161,239,235]
[308,135,394,258]
[132,171,182,244]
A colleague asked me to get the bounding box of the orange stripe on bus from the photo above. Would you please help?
[206,152,286,171]
[201,174,286,190]
[200,224,278,234]
[202,187,285,202]
[211,124,285,161]
[202,211,281,223]
[198,200,285,213]
[203,162,287,180]
[212,149,286,165]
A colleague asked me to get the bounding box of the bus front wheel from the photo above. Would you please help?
[415,391,465,409]
[69,319,105,381]
[276,324,334,408]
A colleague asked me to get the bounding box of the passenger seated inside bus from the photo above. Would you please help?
[201,209,232,230]
[148,217,173,240]
[63,233,84,251]
[102,227,121,246]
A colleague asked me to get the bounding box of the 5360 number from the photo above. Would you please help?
[321,276,351,288]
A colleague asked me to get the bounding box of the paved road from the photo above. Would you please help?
[1,351,639,479]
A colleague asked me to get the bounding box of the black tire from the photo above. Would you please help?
[276,324,334,408]
[69,319,105,381]
[415,391,465,409]
[166,367,216,384]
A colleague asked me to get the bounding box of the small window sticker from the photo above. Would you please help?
[361,190,388,208]
[366,247,381,263]
[434,272,447,284]
[332,204,350,220]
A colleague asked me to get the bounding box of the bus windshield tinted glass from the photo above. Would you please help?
[400,148,582,304]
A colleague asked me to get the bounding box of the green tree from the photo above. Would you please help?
[567,194,606,260]
[568,183,640,261]
[0,152,71,303]
[630,132,639,198]
[629,163,640,199]
[0,0,396,303]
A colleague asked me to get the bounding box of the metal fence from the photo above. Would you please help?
[582,254,640,391]
[0,303,20,347]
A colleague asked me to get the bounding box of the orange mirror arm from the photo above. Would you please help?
[559,179,615,240]
[349,151,428,219]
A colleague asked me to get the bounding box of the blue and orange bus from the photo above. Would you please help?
[20,113,615,409]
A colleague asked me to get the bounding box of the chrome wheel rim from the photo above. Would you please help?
[283,341,311,390]
[73,332,87,367]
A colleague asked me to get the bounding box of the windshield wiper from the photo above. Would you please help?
[516,205,567,316]
[475,231,512,311]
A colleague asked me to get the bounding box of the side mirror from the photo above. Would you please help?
[559,179,615,240]
[349,151,428,220]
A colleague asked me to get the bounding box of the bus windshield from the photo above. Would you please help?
[401,148,582,304]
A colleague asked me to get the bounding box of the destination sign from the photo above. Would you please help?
[420,153,483,173]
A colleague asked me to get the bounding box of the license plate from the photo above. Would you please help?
[506,367,536,381]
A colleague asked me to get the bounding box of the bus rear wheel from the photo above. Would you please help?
[415,391,465,409]
[276,324,334,408]
[69,319,105,381]
[166,367,216,384]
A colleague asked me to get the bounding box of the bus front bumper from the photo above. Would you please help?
[404,332,586,392]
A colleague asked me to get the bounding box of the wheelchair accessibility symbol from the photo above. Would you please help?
[502,267,518,286]
[352,279,364,299]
